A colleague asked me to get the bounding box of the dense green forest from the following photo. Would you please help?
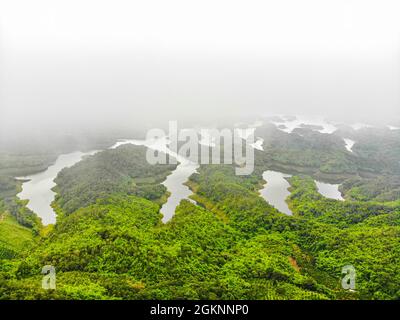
[53,145,176,215]
[255,123,400,180]
[0,124,399,300]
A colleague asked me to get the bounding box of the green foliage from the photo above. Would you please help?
[0,213,36,260]
[1,131,399,300]
[53,145,176,214]
[255,125,400,178]
[0,176,42,232]
[288,175,399,227]
[340,175,400,202]
[0,154,57,177]
[287,175,400,299]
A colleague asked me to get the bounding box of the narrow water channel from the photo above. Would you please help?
[16,150,99,225]
[18,138,199,225]
[111,138,199,223]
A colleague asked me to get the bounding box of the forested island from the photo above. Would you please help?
[0,119,399,300]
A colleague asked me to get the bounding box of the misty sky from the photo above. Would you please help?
[1,0,400,137]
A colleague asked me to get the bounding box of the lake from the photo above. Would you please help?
[111,138,199,223]
[16,150,99,225]
[270,115,338,134]
[259,170,345,215]
[344,138,355,153]
[17,138,199,225]
[260,170,293,215]
[17,137,199,226]
[315,181,344,201]
[16,136,344,226]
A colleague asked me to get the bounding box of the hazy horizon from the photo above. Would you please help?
[1,0,400,139]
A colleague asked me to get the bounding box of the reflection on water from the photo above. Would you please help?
[17,150,99,225]
[260,170,292,215]
[315,181,344,201]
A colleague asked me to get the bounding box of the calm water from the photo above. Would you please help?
[111,138,199,223]
[344,138,355,153]
[17,150,99,225]
[315,181,344,201]
[16,131,346,226]
[270,115,338,134]
[260,170,345,216]
[260,170,292,215]
[159,162,198,222]
[17,137,199,226]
